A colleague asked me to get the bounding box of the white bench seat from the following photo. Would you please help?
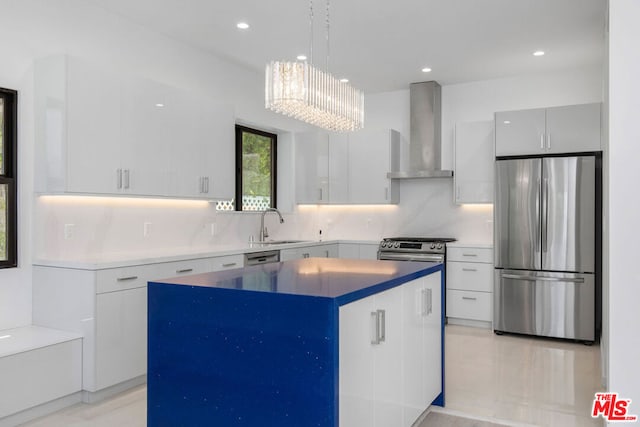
[0,326,82,425]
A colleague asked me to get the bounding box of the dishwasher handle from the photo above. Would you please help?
[244,250,280,266]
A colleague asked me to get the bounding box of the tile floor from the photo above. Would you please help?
[21,325,603,427]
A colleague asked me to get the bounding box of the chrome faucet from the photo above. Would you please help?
[259,208,284,242]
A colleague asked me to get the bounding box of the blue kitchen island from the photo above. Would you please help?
[148,257,444,427]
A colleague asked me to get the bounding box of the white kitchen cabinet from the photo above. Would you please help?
[95,287,147,391]
[402,273,442,424]
[446,245,493,327]
[32,257,216,397]
[338,242,380,260]
[340,272,442,426]
[545,103,601,154]
[295,129,400,204]
[210,254,244,271]
[295,132,329,203]
[495,103,601,156]
[348,129,400,204]
[35,55,123,194]
[34,55,234,199]
[280,244,339,260]
[454,121,494,204]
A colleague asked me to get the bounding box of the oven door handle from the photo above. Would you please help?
[378,252,444,263]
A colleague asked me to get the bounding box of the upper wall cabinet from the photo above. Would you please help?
[34,55,234,199]
[454,121,494,204]
[295,129,400,204]
[494,103,601,157]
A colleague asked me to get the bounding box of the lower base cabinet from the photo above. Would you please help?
[339,272,442,426]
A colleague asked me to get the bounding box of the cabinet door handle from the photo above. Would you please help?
[117,276,138,282]
[371,311,380,345]
[205,177,209,193]
[176,268,193,274]
[302,253,310,258]
[199,177,203,193]
[421,289,428,316]
[377,309,386,343]
[324,250,329,258]
[547,133,551,149]
[462,296,478,301]
[540,133,545,150]
[124,169,130,189]
[117,169,122,189]
[426,288,433,315]
[462,253,478,257]
[318,188,323,201]
[462,268,477,272]
[222,262,237,267]
[385,187,389,200]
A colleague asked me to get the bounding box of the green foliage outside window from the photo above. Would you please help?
[0,107,6,261]
[242,131,272,206]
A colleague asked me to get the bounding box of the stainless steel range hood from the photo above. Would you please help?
[387,81,453,179]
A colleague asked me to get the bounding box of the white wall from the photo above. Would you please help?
[607,0,640,415]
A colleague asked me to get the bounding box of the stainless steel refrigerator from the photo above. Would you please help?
[494,155,600,342]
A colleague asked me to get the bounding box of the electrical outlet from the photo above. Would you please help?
[144,222,152,237]
[64,224,75,240]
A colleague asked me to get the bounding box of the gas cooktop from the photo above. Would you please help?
[383,237,457,243]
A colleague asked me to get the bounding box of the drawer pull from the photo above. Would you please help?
[462,296,478,301]
[462,253,478,257]
[117,276,138,282]
[176,268,193,274]
[222,262,237,267]
[462,268,478,272]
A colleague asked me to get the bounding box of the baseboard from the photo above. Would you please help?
[82,375,146,404]
[446,318,492,329]
[0,392,82,427]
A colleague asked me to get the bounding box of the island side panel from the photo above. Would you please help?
[147,282,339,427]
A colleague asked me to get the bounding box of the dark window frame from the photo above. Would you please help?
[0,87,17,269]
[234,125,277,211]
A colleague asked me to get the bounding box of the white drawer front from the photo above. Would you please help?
[447,247,493,263]
[446,261,493,292]
[153,258,212,281]
[96,264,158,294]
[211,254,244,271]
[446,290,492,322]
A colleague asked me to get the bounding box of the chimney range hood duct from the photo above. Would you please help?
[387,81,453,179]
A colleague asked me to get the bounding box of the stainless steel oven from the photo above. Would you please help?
[377,237,456,263]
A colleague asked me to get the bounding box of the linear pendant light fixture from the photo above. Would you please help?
[265,0,364,132]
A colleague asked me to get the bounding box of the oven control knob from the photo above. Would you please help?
[394,242,400,248]
[381,242,387,248]
[430,243,436,249]
[436,243,443,249]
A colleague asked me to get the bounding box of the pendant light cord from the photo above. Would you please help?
[309,0,314,64]
[326,0,330,72]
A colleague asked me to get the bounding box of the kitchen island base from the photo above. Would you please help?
[148,258,444,426]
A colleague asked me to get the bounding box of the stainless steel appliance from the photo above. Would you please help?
[494,155,601,342]
[378,237,456,263]
[245,250,280,266]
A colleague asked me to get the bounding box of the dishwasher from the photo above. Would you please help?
[244,250,280,266]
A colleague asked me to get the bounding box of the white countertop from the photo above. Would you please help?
[0,326,82,358]
[447,242,493,249]
[33,240,379,270]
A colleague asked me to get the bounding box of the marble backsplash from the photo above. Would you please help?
[34,179,493,261]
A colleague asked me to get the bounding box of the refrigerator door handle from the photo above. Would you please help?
[542,178,549,253]
[536,178,541,253]
[502,273,585,284]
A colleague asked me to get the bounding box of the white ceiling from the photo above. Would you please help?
[89,0,606,93]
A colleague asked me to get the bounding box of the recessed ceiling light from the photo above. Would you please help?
[503,120,511,124]
[533,51,545,56]
[297,55,307,61]
[237,22,250,30]
[421,67,432,73]
[155,103,165,108]
[340,78,349,83]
